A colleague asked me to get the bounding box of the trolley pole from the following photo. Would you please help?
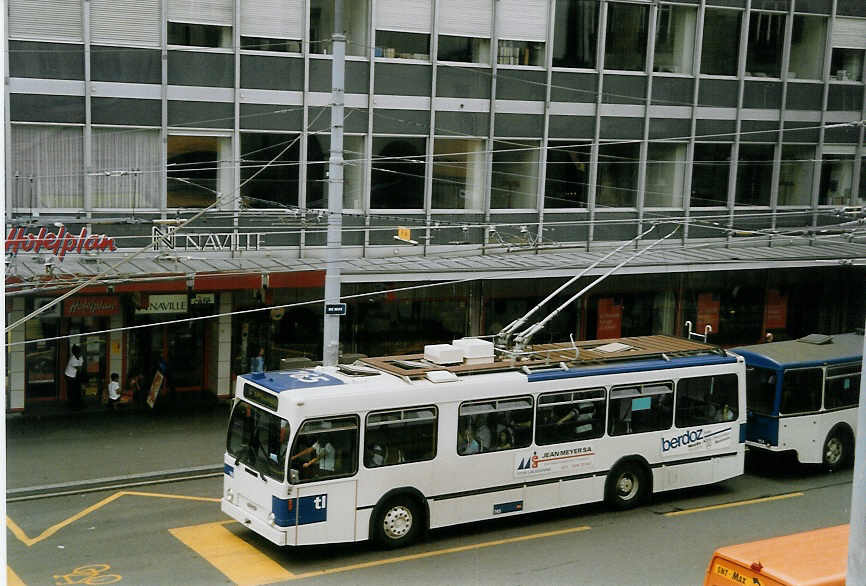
[847,327,866,584]
[322,0,345,367]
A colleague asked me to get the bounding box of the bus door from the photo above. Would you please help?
[295,480,357,544]
[289,415,360,545]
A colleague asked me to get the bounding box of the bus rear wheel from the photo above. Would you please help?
[823,428,853,471]
[372,497,422,549]
[605,461,648,510]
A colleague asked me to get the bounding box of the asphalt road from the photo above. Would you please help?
[7,458,854,586]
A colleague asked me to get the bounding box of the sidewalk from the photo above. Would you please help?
[6,394,230,496]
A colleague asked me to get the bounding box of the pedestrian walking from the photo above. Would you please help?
[64,344,84,409]
[107,372,121,411]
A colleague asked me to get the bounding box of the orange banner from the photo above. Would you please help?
[765,289,788,329]
[697,292,720,333]
[597,297,623,339]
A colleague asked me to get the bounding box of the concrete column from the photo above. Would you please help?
[7,298,27,411]
[108,311,123,380]
[215,293,233,398]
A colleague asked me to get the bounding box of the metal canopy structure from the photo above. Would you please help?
[6,236,866,294]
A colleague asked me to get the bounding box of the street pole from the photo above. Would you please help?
[322,0,344,367]
[847,326,866,584]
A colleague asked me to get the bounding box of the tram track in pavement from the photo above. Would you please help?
[6,465,223,503]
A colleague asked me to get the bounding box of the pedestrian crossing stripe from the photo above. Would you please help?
[169,521,294,586]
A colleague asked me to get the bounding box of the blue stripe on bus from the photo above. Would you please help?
[526,354,737,382]
[272,496,294,527]
[223,463,234,477]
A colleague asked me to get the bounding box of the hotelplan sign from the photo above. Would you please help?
[152,227,263,252]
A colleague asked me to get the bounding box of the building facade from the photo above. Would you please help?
[5,0,866,412]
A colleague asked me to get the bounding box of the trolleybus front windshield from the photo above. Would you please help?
[227,400,290,482]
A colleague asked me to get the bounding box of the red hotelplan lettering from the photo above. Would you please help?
[5,227,117,260]
[64,296,120,317]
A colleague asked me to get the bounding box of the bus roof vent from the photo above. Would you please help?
[797,334,833,345]
[424,344,464,365]
[337,363,379,377]
[452,338,495,365]
[426,370,459,383]
[594,342,634,353]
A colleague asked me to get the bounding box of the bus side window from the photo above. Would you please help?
[824,364,860,409]
[364,406,438,468]
[675,373,738,427]
[536,388,605,445]
[457,396,533,455]
[608,382,673,436]
[289,415,359,482]
[779,368,823,414]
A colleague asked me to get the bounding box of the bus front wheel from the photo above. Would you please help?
[823,428,853,471]
[605,461,648,510]
[372,497,422,549]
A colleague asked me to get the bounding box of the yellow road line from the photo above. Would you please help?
[293,525,590,580]
[123,490,221,503]
[7,490,220,547]
[6,517,32,547]
[285,525,592,582]
[7,566,27,586]
[663,492,804,517]
[170,522,295,586]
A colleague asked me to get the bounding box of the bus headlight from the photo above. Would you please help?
[226,488,235,504]
[268,513,276,526]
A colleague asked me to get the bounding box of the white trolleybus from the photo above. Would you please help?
[222,334,746,548]
[732,332,862,470]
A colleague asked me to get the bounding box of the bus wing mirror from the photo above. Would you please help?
[289,468,300,484]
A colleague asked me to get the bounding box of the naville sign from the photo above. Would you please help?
[5,227,117,260]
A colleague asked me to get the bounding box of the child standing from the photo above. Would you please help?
[107,372,121,411]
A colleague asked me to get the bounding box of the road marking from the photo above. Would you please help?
[663,492,804,517]
[7,490,220,547]
[7,566,27,586]
[53,563,122,585]
[288,525,592,582]
[169,522,294,586]
[170,520,590,585]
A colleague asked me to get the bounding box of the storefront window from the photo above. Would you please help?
[819,155,855,205]
[25,300,61,400]
[604,2,649,71]
[653,5,696,75]
[778,145,815,206]
[370,136,426,209]
[544,141,590,208]
[552,0,598,69]
[746,11,785,78]
[167,134,232,208]
[432,138,485,210]
[735,144,774,206]
[491,140,540,209]
[597,143,639,208]
[241,133,300,209]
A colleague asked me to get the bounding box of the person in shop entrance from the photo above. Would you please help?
[64,344,84,409]
[250,346,265,373]
[107,372,121,411]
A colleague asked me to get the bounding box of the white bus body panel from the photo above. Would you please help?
[776,408,858,464]
[221,454,291,546]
